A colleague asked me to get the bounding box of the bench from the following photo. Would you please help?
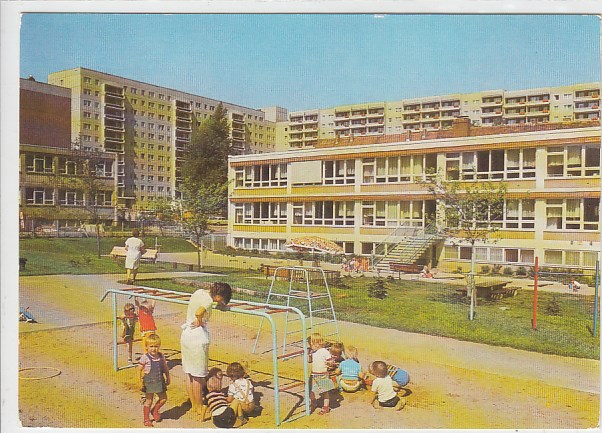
[389,263,422,274]
[489,285,520,300]
[110,246,158,264]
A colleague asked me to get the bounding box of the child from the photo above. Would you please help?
[337,345,364,393]
[138,333,170,427]
[119,303,138,364]
[226,362,255,420]
[135,297,157,348]
[365,361,410,392]
[308,333,335,415]
[327,342,345,372]
[368,361,405,411]
[203,373,246,428]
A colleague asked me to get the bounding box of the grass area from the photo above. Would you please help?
[140,269,600,360]
[19,237,197,276]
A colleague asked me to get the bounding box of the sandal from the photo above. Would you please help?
[318,406,330,415]
[144,419,153,427]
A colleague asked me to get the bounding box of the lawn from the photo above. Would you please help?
[139,269,600,360]
[18,237,197,275]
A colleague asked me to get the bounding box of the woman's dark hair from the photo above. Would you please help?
[210,282,232,304]
[226,362,246,380]
[132,229,140,237]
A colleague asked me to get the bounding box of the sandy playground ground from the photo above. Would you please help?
[14,271,600,429]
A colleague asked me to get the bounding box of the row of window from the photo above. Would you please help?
[24,155,113,177]
[232,198,599,231]
[444,245,598,268]
[23,188,112,206]
[234,145,600,189]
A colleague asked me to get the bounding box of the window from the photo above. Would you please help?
[26,188,54,205]
[503,199,535,229]
[546,198,599,231]
[323,160,355,184]
[58,190,80,206]
[234,164,288,188]
[292,201,354,226]
[83,77,92,84]
[234,202,287,224]
[361,201,424,227]
[26,154,54,173]
[58,158,77,175]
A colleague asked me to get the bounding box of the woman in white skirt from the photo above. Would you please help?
[125,229,145,284]
[180,282,232,416]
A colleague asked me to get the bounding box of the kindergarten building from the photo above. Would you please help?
[227,118,601,272]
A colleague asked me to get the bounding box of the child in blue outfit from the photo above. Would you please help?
[337,345,364,392]
[138,333,170,427]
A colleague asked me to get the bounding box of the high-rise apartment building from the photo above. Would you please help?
[286,83,600,149]
[47,67,278,213]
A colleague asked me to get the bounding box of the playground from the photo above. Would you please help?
[17,264,600,429]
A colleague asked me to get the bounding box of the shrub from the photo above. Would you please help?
[502,267,514,276]
[516,266,527,276]
[492,264,502,275]
[480,265,491,275]
[368,278,388,300]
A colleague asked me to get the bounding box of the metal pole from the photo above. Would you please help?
[268,315,281,426]
[594,260,599,337]
[112,292,118,371]
[469,244,476,321]
[532,256,539,330]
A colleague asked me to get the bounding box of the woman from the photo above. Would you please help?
[180,282,232,416]
[125,229,145,284]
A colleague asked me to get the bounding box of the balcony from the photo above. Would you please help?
[421,105,440,111]
[334,112,350,119]
[575,90,599,100]
[175,101,192,111]
[350,122,367,129]
[403,105,421,113]
[334,123,350,129]
[441,101,460,108]
[402,117,420,124]
[104,108,125,121]
[481,98,503,107]
[289,117,304,123]
[574,104,600,112]
[105,85,124,97]
[504,111,527,118]
[481,110,503,118]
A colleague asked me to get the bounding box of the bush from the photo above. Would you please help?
[502,267,514,276]
[367,278,388,300]
[480,265,491,275]
[516,266,527,276]
[492,264,502,275]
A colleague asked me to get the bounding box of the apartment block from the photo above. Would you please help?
[228,118,601,272]
[284,83,600,149]
[47,67,278,212]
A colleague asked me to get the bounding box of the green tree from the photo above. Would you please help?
[179,103,232,268]
[421,172,507,320]
[368,278,388,300]
[148,197,176,236]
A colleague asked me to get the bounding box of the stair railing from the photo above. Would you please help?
[371,222,439,269]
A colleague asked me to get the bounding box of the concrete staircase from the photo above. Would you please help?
[373,223,444,275]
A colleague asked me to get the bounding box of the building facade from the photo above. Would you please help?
[47,67,279,213]
[286,83,600,149]
[228,119,601,272]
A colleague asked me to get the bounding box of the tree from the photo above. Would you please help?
[67,155,115,258]
[148,197,176,236]
[179,103,232,268]
[421,171,507,320]
[368,278,389,300]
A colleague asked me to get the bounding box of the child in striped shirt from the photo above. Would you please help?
[202,370,246,428]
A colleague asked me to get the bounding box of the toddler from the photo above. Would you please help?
[337,345,364,393]
[308,333,335,415]
[135,297,157,348]
[119,303,138,364]
[138,333,170,427]
[368,361,405,410]
[203,371,246,428]
[226,362,255,421]
[365,361,410,391]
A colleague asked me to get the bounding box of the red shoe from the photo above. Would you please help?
[318,406,330,415]
[151,400,165,422]
[143,406,153,427]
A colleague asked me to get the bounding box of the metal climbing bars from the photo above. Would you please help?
[100,286,310,426]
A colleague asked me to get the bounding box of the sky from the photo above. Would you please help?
[18,13,602,114]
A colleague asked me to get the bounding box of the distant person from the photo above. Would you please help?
[125,229,146,284]
[180,282,232,417]
[138,333,170,427]
[118,303,138,364]
[367,361,406,411]
[135,297,157,348]
[569,278,582,292]
[420,265,433,278]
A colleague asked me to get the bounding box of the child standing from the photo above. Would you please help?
[135,297,157,348]
[119,303,138,364]
[308,333,335,415]
[138,333,170,427]
[226,362,255,422]
[368,361,405,410]
[337,346,364,393]
[203,373,246,428]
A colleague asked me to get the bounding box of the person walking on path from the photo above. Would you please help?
[180,282,232,418]
[125,229,146,284]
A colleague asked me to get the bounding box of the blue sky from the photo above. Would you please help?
[20,14,600,112]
